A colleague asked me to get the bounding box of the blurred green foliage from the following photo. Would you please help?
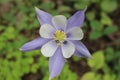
[82,50,119,80]
[0,0,120,80]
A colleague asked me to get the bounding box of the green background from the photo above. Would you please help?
[0,0,120,80]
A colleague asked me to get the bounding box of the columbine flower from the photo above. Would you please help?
[20,7,91,79]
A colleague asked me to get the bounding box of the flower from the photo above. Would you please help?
[20,7,91,80]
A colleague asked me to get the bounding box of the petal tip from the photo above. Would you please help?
[35,7,43,14]
[85,53,92,58]
[35,7,39,11]
[84,5,87,11]
[49,77,52,80]
[19,48,22,51]
[19,47,26,52]
[89,55,93,59]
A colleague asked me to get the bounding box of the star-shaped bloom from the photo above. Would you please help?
[20,7,91,80]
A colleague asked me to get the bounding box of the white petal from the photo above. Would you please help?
[61,41,75,58]
[67,27,84,40]
[39,24,55,38]
[52,15,67,30]
[41,40,58,57]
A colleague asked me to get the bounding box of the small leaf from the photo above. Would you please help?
[81,72,96,80]
[40,1,55,9]
[58,5,71,12]
[86,11,95,21]
[74,3,87,10]
[73,56,81,62]
[3,26,16,40]
[87,51,105,70]
[103,26,118,35]
[0,25,5,31]
[101,1,117,13]
[105,47,114,62]
[90,20,103,31]
[101,12,112,25]
[89,31,102,40]
[103,74,116,80]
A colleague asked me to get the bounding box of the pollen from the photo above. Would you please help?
[54,30,66,45]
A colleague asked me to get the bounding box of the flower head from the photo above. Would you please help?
[20,7,91,79]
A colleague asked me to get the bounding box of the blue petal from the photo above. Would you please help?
[67,9,86,30]
[35,7,53,25]
[49,47,65,79]
[72,41,92,58]
[20,37,50,52]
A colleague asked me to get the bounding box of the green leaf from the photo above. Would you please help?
[100,12,112,25]
[89,31,102,40]
[91,0,100,3]
[101,1,117,13]
[103,74,116,80]
[81,72,95,80]
[40,1,55,10]
[59,64,77,80]
[72,56,81,62]
[58,5,71,12]
[0,0,10,3]
[105,47,114,62]
[87,51,105,70]
[81,72,96,80]
[103,26,118,35]
[90,20,103,31]
[31,64,39,73]
[74,3,87,10]
[0,25,5,31]
[86,11,95,21]
[102,64,110,73]
[3,26,16,40]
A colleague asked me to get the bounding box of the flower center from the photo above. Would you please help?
[54,30,66,45]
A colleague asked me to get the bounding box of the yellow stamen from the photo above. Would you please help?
[54,30,66,45]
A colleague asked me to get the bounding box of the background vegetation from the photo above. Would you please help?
[0,0,120,80]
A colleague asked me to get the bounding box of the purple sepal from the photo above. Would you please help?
[35,7,53,25]
[72,41,92,58]
[20,37,49,52]
[67,9,86,30]
[49,47,65,79]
